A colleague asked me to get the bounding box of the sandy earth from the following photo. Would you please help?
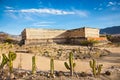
[13,47,120,74]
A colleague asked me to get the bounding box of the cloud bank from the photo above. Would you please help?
[5,8,88,17]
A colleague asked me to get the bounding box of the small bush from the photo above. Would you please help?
[80,40,98,51]
[106,35,120,42]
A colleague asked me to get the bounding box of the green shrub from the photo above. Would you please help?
[80,40,98,55]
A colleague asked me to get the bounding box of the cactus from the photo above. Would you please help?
[0,54,9,69]
[50,57,54,77]
[97,64,103,76]
[8,52,17,73]
[89,59,103,77]
[64,52,76,76]
[89,59,96,77]
[32,55,36,74]
[0,52,16,73]
[0,45,3,54]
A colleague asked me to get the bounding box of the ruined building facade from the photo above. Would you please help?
[21,27,100,45]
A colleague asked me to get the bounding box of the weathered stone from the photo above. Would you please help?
[21,27,100,45]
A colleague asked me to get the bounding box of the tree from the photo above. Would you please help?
[80,40,98,51]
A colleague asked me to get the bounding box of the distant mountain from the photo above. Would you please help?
[100,26,120,34]
[0,31,8,34]
[0,31,21,41]
[9,35,21,41]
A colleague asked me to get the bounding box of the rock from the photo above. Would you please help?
[80,72,87,77]
[39,71,45,76]
[105,71,111,76]
[18,71,28,78]
[10,73,15,79]
[56,71,64,77]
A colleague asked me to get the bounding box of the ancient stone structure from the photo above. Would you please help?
[21,27,100,45]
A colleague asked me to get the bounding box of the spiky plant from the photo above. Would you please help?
[0,52,16,74]
[50,57,54,77]
[64,52,76,76]
[89,59,103,77]
[32,55,36,74]
[0,45,3,54]
[8,52,17,73]
[0,54,9,69]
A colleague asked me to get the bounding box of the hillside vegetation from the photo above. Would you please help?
[100,26,120,34]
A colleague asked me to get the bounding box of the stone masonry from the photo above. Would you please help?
[21,27,100,45]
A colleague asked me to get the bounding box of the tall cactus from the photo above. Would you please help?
[89,59,96,77]
[8,51,17,73]
[32,55,36,74]
[89,59,103,77]
[0,52,16,73]
[50,57,54,77]
[64,52,76,76]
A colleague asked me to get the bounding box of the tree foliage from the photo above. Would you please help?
[80,40,98,51]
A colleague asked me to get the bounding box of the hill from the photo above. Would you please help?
[100,26,120,34]
[0,31,21,43]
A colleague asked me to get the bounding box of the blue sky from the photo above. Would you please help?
[0,0,120,35]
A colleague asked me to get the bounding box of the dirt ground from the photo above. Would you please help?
[13,47,120,73]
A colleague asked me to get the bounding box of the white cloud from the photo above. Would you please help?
[37,21,55,24]
[5,8,89,21]
[6,10,16,12]
[74,10,88,17]
[107,2,116,7]
[6,8,75,15]
[109,2,114,5]
[6,13,18,19]
[93,7,102,11]
[5,6,14,9]
[32,21,54,27]
[5,8,88,17]
[5,11,34,20]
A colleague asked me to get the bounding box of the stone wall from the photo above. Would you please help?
[67,28,85,38]
[24,28,67,39]
[85,27,99,38]
[21,28,68,44]
[21,27,100,45]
